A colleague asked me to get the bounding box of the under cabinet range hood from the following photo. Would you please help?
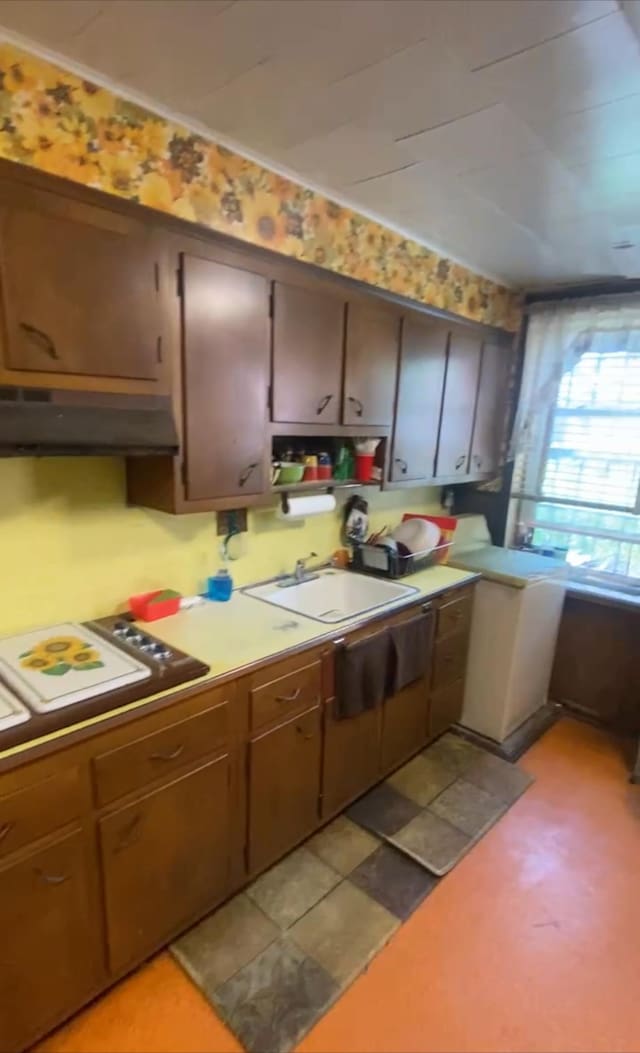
[0,387,179,456]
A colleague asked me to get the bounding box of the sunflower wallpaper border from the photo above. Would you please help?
[0,43,520,331]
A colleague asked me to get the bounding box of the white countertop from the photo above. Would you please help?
[0,564,477,761]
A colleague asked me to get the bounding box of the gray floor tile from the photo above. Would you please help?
[350,842,439,920]
[213,938,338,1053]
[172,892,278,993]
[390,808,472,876]
[346,781,421,837]
[388,752,457,807]
[246,846,340,929]
[425,731,488,775]
[464,750,533,804]
[430,777,507,838]
[289,880,399,987]
[306,816,380,875]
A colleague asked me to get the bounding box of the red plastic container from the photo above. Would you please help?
[128,590,181,622]
[355,452,375,482]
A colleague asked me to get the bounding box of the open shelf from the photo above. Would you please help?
[270,479,380,494]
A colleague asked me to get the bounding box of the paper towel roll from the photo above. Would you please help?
[277,493,337,519]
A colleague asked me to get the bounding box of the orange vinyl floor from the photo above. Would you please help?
[37,718,640,1053]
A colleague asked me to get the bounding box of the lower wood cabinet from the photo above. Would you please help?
[0,829,102,1053]
[381,678,431,774]
[430,679,465,740]
[322,702,380,818]
[99,755,231,973]
[248,705,321,874]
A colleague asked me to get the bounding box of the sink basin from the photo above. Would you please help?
[243,569,419,623]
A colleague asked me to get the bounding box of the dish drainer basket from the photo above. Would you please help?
[351,540,452,579]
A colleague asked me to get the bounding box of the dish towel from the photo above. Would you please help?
[335,628,390,719]
[389,611,434,693]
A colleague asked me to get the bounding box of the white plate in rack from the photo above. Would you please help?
[0,622,151,713]
[0,683,31,732]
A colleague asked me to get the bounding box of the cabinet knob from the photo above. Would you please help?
[316,394,333,415]
[239,462,258,487]
[347,396,364,417]
[394,457,408,475]
[455,455,466,471]
[19,322,60,361]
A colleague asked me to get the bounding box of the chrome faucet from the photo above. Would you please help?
[278,551,320,588]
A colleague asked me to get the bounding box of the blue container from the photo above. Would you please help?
[207,569,233,601]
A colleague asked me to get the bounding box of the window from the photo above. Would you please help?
[518,345,640,586]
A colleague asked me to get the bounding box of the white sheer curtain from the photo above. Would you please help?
[511,294,640,497]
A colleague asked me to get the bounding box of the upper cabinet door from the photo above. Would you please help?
[0,187,162,382]
[469,342,509,476]
[182,253,270,501]
[434,328,482,479]
[271,282,344,424]
[343,302,400,426]
[390,316,448,482]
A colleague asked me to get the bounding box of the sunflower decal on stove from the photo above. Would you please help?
[19,636,105,676]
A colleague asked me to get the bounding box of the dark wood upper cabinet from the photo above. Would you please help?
[434,328,482,479]
[343,302,399,426]
[390,315,448,483]
[0,829,102,1053]
[181,253,270,501]
[271,282,344,424]
[0,185,163,384]
[469,341,509,477]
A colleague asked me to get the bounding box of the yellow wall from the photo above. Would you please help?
[0,458,441,636]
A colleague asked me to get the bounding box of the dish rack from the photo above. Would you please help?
[350,540,452,579]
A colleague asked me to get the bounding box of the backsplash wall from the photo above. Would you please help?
[0,459,441,637]
[0,42,520,331]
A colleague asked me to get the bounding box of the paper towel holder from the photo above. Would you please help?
[280,487,334,515]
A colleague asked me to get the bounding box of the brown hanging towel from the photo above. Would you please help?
[388,611,434,693]
[335,627,391,720]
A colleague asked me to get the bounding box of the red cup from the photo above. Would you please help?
[303,465,319,481]
[355,453,375,482]
[317,464,332,480]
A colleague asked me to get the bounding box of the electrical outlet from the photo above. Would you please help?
[216,509,248,537]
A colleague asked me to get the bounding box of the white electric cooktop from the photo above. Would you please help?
[0,622,151,713]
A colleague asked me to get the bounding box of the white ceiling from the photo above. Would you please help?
[2,0,640,287]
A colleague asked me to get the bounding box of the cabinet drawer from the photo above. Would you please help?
[250,660,321,731]
[93,702,229,806]
[437,590,472,640]
[432,633,469,691]
[0,767,82,860]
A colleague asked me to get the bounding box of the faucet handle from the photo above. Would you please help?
[296,551,317,569]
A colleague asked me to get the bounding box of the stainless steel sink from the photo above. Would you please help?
[243,569,418,623]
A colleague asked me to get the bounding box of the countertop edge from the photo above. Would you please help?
[565,581,640,613]
[0,569,480,770]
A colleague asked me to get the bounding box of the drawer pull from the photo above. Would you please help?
[455,455,466,471]
[239,462,259,487]
[0,821,14,843]
[276,688,301,703]
[114,813,142,853]
[150,744,185,762]
[347,395,364,417]
[316,394,333,415]
[35,868,69,886]
[296,725,314,741]
[19,321,60,360]
[394,457,408,475]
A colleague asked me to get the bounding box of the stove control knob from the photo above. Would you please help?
[114,621,129,635]
[152,644,172,660]
[138,636,153,649]
[125,629,143,644]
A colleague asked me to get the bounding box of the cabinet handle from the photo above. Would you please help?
[316,394,333,415]
[296,725,315,741]
[394,457,408,475]
[35,868,69,886]
[150,744,185,762]
[474,454,483,469]
[114,813,142,854]
[19,322,60,360]
[238,462,258,487]
[347,396,364,417]
[421,603,433,614]
[455,455,466,471]
[0,821,14,843]
[276,688,301,703]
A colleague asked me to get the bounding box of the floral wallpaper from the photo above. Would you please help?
[0,43,521,331]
